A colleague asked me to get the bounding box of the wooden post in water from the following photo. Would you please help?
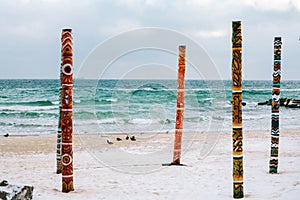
[269,37,282,174]
[60,28,74,192]
[172,45,186,165]
[231,21,244,198]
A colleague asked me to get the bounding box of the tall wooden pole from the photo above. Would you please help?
[56,46,63,174]
[231,21,244,198]
[61,28,74,192]
[269,37,282,174]
[172,45,186,165]
[56,88,62,174]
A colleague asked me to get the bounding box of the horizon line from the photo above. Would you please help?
[0,78,299,81]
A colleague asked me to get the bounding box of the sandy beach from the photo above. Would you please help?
[0,130,299,199]
[1,0,300,199]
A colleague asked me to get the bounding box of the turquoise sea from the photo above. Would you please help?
[0,79,299,135]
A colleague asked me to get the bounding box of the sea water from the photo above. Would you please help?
[0,79,299,135]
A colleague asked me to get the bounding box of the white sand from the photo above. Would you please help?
[0,130,299,199]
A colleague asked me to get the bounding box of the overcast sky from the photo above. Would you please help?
[0,0,299,80]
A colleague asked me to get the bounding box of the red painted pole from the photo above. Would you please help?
[60,28,74,192]
[172,45,186,165]
[56,89,62,174]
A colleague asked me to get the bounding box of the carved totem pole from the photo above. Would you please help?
[172,45,186,165]
[231,21,244,198]
[269,37,282,174]
[56,87,62,174]
[60,28,74,192]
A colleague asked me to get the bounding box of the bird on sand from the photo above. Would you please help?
[4,133,9,137]
[125,135,129,140]
[130,136,136,141]
[107,139,113,144]
[116,137,122,141]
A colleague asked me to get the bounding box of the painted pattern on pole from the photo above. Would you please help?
[172,45,186,164]
[232,21,244,199]
[56,53,64,174]
[61,29,74,192]
[269,37,282,174]
[56,87,62,174]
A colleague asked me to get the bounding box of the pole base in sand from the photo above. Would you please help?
[162,162,187,166]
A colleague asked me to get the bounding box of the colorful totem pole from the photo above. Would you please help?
[231,21,244,199]
[56,87,62,174]
[172,45,186,165]
[60,28,74,192]
[269,37,282,174]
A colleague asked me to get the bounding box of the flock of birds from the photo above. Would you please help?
[3,133,136,145]
[107,135,136,145]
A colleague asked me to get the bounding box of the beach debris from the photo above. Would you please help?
[0,182,34,200]
[0,180,8,186]
[258,98,300,108]
[130,136,136,141]
[125,135,129,140]
[258,100,270,105]
[116,137,122,141]
[287,99,300,108]
[107,139,113,144]
[3,133,9,137]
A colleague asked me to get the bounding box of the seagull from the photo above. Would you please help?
[4,133,9,137]
[130,136,136,141]
[125,135,129,140]
[107,139,113,144]
[116,137,122,141]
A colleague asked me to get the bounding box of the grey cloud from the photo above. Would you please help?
[0,0,299,79]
